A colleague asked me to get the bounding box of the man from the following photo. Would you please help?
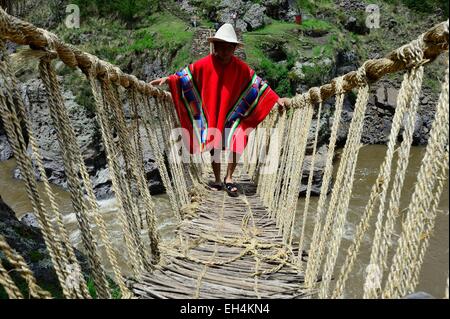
[150,23,288,197]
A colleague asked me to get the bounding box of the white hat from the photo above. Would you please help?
[207,23,243,46]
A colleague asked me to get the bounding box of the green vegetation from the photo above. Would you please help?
[384,0,449,16]
[295,0,335,15]
[72,0,162,27]
[142,13,194,53]
[244,21,301,96]
[86,276,122,299]
[244,18,343,96]
[300,18,333,31]
[0,258,64,299]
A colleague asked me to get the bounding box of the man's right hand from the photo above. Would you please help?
[149,77,169,86]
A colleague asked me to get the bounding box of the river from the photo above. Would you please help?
[0,145,448,298]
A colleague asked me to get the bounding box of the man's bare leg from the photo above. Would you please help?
[210,149,222,190]
[224,151,239,192]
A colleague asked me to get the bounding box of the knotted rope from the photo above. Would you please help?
[0,235,51,298]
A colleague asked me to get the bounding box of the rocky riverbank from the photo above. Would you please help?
[0,75,164,200]
[0,195,89,297]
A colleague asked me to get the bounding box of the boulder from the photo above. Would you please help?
[0,135,13,161]
[403,292,435,299]
[217,0,269,32]
[20,212,40,229]
[335,50,359,76]
[0,195,88,297]
[263,0,298,21]
[299,145,331,196]
[344,16,370,35]
[243,3,266,31]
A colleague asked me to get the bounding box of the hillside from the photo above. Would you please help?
[10,0,448,100]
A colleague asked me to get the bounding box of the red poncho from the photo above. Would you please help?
[168,54,279,154]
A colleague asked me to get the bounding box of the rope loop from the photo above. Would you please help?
[308,87,322,105]
[396,34,429,69]
[39,50,58,63]
[334,76,345,95]
[356,61,370,87]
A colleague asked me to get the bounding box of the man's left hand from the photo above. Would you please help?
[277,97,290,112]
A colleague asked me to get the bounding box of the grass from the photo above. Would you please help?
[300,18,334,31]
[243,17,345,95]
[143,13,194,51]
[244,22,297,96]
[86,276,122,299]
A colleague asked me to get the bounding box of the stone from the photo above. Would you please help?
[403,292,435,299]
[344,16,370,35]
[299,145,331,196]
[243,3,266,31]
[180,0,196,14]
[375,86,386,105]
[386,87,399,108]
[20,212,40,229]
[0,195,89,298]
[263,0,295,21]
[0,135,13,161]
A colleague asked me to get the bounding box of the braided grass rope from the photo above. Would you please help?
[332,68,415,298]
[318,63,371,298]
[88,67,146,279]
[285,101,315,245]
[259,112,281,208]
[364,67,425,298]
[383,57,449,299]
[0,235,51,298]
[139,94,181,220]
[408,150,448,293]
[0,42,88,298]
[1,40,87,298]
[264,110,287,212]
[1,7,449,299]
[0,256,23,299]
[38,57,113,298]
[102,79,160,266]
[256,111,278,205]
[155,98,190,208]
[304,77,345,289]
[254,112,288,217]
[273,109,301,228]
[297,100,323,268]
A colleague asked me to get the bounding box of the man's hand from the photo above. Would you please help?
[149,77,169,86]
[277,97,290,113]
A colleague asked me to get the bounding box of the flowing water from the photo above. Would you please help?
[0,145,448,298]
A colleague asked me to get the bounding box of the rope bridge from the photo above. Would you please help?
[0,7,448,299]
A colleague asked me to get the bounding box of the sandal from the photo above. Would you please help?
[223,178,239,197]
[208,182,223,191]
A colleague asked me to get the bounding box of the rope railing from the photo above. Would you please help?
[254,19,448,299]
